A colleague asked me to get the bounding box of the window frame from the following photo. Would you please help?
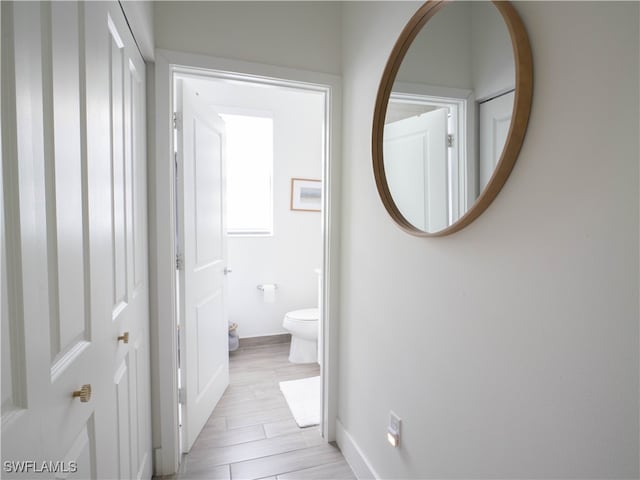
[217,107,275,237]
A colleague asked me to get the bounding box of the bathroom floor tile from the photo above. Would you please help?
[262,419,300,438]
[188,431,308,466]
[190,424,265,450]
[277,459,356,480]
[212,394,288,418]
[154,342,351,480]
[225,406,293,430]
[230,443,344,480]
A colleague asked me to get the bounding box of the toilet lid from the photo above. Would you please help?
[285,308,319,321]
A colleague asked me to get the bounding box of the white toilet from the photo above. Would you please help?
[282,269,322,364]
[282,308,319,363]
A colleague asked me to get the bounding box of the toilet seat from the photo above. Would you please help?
[284,308,319,323]
[283,308,319,340]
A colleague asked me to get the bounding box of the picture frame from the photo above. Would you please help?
[290,178,322,212]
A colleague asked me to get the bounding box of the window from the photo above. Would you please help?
[220,113,273,235]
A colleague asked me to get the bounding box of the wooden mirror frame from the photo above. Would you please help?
[372,0,533,237]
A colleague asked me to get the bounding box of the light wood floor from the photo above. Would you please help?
[160,341,355,480]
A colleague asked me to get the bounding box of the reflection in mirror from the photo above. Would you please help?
[382,1,516,233]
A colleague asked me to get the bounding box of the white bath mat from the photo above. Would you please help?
[279,376,320,427]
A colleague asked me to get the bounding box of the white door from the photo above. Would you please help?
[479,91,514,191]
[103,4,153,478]
[1,2,151,478]
[176,80,229,453]
[383,108,448,231]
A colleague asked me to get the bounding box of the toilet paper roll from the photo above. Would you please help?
[262,284,276,303]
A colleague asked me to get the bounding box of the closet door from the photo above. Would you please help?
[98,4,153,478]
[1,2,151,478]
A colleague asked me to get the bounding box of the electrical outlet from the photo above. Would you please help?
[387,411,401,447]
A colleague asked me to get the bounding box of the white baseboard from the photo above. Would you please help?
[335,418,379,479]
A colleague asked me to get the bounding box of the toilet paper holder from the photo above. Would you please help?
[257,284,278,291]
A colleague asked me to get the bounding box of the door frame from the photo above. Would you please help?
[150,49,342,476]
[389,81,475,222]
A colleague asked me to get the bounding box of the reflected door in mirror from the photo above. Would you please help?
[384,108,448,231]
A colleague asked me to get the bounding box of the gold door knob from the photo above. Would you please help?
[72,384,92,403]
[117,332,129,344]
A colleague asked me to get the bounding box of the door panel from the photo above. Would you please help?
[83,3,122,474]
[42,3,105,479]
[1,2,152,478]
[385,133,427,227]
[47,1,88,360]
[131,61,146,293]
[196,295,223,390]
[110,19,128,311]
[479,91,514,191]
[56,420,96,480]
[115,360,132,479]
[177,81,229,453]
[105,4,152,479]
[384,108,448,231]
[194,120,223,266]
[1,2,49,470]
[132,338,147,475]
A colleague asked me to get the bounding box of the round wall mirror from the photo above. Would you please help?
[372,1,532,236]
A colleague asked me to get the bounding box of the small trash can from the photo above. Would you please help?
[228,322,239,352]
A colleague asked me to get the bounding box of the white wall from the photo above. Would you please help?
[395,2,472,89]
[340,2,639,478]
[154,1,341,75]
[187,80,324,338]
[470,1,515,100]
[394,1,514,99]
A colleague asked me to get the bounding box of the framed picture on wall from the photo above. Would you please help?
[290,178,322,212]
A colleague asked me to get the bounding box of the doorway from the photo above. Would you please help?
[174,72,326,454]
[151,50,341,476]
